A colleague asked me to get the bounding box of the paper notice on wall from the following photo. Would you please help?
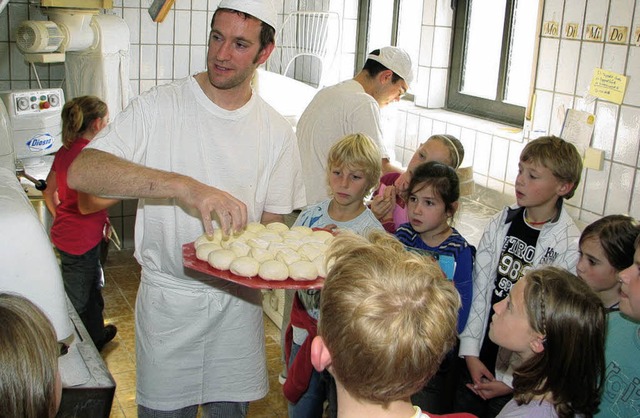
[560,109,595,155]
[589,68,628,104]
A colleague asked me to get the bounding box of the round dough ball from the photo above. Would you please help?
[220,236,237,249]
[229,240,251,257]
[289,260,319,281]
[312,254,327,278]
[208,249,237,270]
[236,230,257,241]
[250,247,275,263]
[268,242,289,252]
[266,221,290,233]
[194,230,223,247]
[312,229,334,244]
[276,248,303,265]
[230,256,260,277]
[196,242,222,261]
[299,242,325,261]
[259,260,289,281]
[283,238,303,251]
[290,225,313,235]
[258,231,284,243]
[246,222,266,233]
[282,230,304,241]
[247,237,270,249]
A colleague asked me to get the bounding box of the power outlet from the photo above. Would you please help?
[584,147,604,170]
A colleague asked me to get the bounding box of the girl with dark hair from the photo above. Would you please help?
[395,160,475,413]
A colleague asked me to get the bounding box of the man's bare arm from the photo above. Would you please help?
[260,211,285,225]
[68,148,247,235]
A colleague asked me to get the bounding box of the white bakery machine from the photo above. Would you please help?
[0,88,65,188]
[0,96,72,341]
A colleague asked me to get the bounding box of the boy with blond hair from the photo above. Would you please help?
[311,230,474,418]
[285,133,384,418]
[455,135,583,417]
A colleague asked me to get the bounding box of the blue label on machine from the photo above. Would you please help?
[26,133,55,153]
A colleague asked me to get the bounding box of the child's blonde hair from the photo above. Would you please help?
[519,136,582,199]
[0,293,60,418]
[318,230,460,406]
[326,133,382,196]
[514,267,605,417]
[61,95,108,149]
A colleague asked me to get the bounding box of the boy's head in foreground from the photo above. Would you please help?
[517,136,583,205]
[311,230,460,406]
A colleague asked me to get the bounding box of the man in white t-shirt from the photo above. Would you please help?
[67,0,306,417]
[297,46,413,206]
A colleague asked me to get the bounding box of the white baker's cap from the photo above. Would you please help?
[366,46,413,86]
[217,0,277,31]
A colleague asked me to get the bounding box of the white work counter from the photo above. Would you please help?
[252,68,318,127]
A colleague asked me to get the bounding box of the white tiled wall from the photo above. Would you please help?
[1,0,639,228]
[396,0,640,223]
[0,0,358,247]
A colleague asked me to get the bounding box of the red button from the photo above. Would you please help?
[40,102,51,109]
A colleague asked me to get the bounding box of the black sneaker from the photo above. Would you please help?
[97,324,117,351]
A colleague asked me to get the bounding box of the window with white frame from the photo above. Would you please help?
[448,0,540,126]
[359,0,540,126]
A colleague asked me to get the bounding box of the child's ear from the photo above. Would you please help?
[448,201,459,217]
[90,118,102,133]
[310,336,332,372]
[530,334,546,354]
[556,181,574,197]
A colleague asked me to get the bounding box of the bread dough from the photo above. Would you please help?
[196,242,222,261]
[229,240,251,257]
[266,221,289,232]
[247,237,270,249]
[258,260,289,281]
[246,222,266,233]
[312,254,327,278]
[282,230,304,241]
[250,247,275,263]
[282,238,303,251]
[230,256,260,277]
[194,229,223,247]
[311,229,334,244]
[258,231,284,243]
[276,248,303,265]
[208,249,237,270]
[289,260,319,281]
[193,226,331,282]
[220,236,237,249]
[290,225,313,235]
[299,242,324,261]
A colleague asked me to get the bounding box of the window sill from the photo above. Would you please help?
[395,101,526,142]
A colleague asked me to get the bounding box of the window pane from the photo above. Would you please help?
[461,0,507,100]
[504,0,538,106]
[367,0,394,52]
